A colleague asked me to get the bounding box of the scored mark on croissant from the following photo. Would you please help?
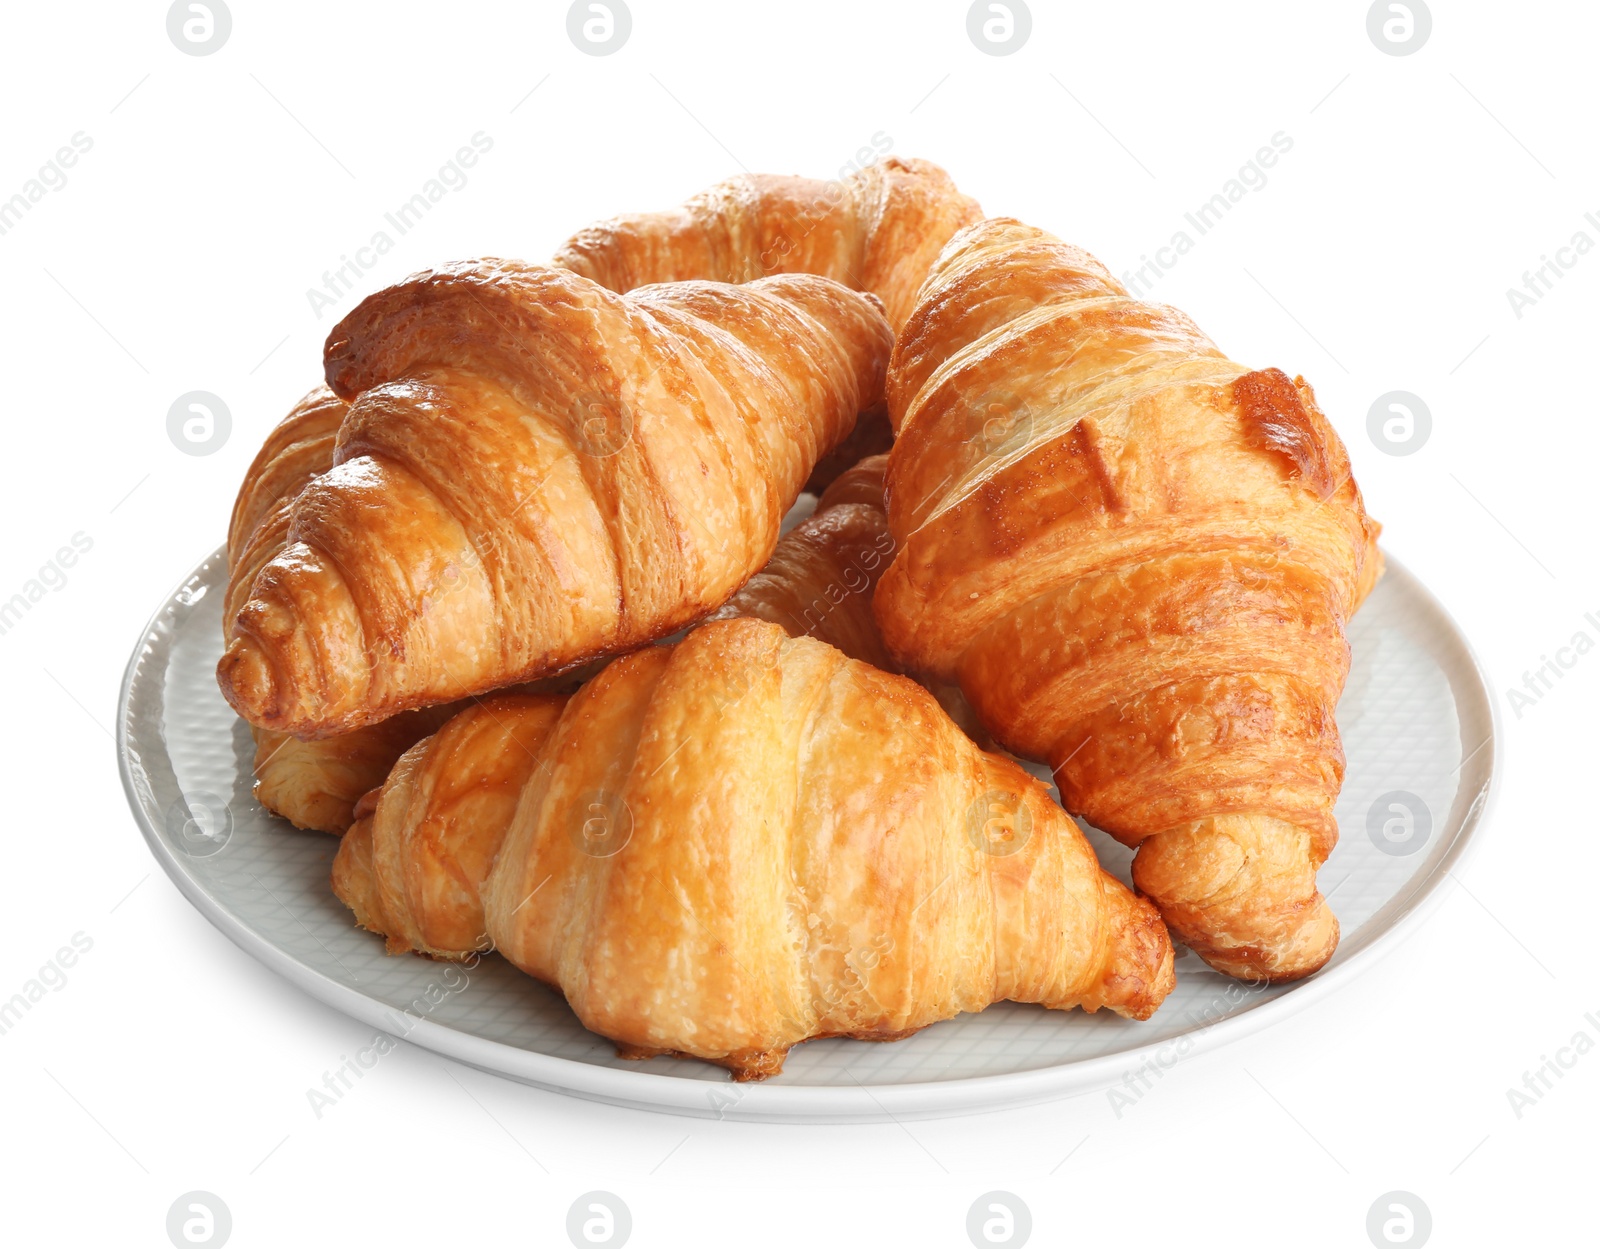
[910,359,1246,532]
[1232,367,1339,499]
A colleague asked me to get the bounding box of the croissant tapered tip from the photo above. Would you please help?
[1092,887,1178,1021]
[216,636,280,727]
[1131,816,1342,984]
[1191,900,1341,985]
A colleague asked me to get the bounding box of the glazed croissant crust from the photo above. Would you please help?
[333,455,906,957]
[875,218,1383,982]
[224,404,895,835]
[332,690,571,960]
[552,159,978,493]
[222,386,465,832]
[217,261,892,739]
[339,620,1174,1080]
[225,386,348,594]
[552,156,981,334]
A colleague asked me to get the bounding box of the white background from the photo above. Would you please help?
[0,1,1593,1245]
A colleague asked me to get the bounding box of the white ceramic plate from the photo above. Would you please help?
[118,542,1496,1122]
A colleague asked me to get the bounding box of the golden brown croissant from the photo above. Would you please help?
[706,452,981,692]
[333,691,570,958]
[225,387,609,831]
[551,158,978,493]
[708,453,993,745]
[875,218,1383,983]
[333,458,904,952]
[230,426,895,835]
[223,387,465,832]
[217,261,892,739]
[335,461,1016,969]
[551,157,982,334]
[338,619,1173,1079]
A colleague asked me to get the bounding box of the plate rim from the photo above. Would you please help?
[117,547,1500,1123]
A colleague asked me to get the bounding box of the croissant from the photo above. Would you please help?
[334,456,902,954]
[337,619,1173,1079]
[216,261,892,739]
[875,218,1383,982]
[553,158,979,492]
[332,690,571,958]
[221,387,458,831]
[224,397,894,834]
[551,157,981,334]
[707,454,897,669]
[708,453,992,744]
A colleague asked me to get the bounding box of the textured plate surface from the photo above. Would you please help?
[118,544,1496,1122]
